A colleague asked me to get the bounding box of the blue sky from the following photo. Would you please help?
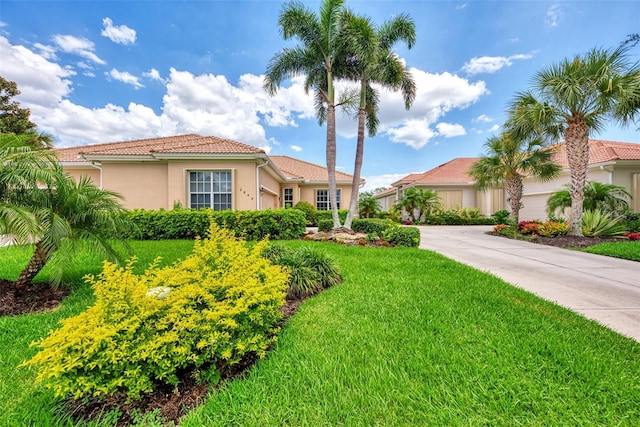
[1,0,639,191]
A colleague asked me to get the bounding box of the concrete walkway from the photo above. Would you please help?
[418,225,640,343]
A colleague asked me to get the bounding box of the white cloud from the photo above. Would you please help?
[106,68,144,89]
[101,17,136,45]
[52,34,105,64]
[474,114,493,123]
[462,52,534,75]
[436,122,466,138]
[33,42,57,60]
[0,36,74,112]
[488,124,500,132]
[456,3,468,10]
[361,173,411,192]
[386,119,437,149]
[143,68,166,83]
[372,68,487,149]
[290,144,302,152]
[545,4,563,28]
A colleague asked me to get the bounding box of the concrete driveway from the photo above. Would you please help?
[418,225,640,343]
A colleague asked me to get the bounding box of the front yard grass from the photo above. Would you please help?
[583,240,640,261]
[1,240,639,426]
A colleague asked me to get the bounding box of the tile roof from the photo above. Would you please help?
[373,187,397,198]
[54,134,264,162]
[269,155,355,183]
[549,139,640,168]
[409,158,480,185]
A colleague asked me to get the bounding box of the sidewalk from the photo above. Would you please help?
[417,225,640,343]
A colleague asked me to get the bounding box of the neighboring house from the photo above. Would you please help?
[375,158,505,217]
[55,134,358,211]
[375,139,640,220]
[519,139,640,219]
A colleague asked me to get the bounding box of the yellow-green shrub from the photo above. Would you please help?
[538,221,569,237]
[22,222,288,400]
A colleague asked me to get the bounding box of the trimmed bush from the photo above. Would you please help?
[351,218,396,235]
[493,210,510,224]
[315,209,349,225]
[22,222,289,400]
[317,219,334,232]
[121,208,306,241]
[382,226,420,247]
[261,244,342,300]
[293,201,317,226]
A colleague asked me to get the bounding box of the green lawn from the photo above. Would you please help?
[1,241,639,426]
[583,240,640,261]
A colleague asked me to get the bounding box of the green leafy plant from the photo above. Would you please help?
[261,244,341,300]
[22,221,289,400]
[493,210,510,224]
[351,218,396,235]
[581,209,627,237]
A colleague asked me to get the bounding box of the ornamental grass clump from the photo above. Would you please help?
[21,222,289,401]
[261,245,341,300]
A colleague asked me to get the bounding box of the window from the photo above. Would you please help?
[189,171,232,210]
[283,188,294,208]
[316,189,341,210]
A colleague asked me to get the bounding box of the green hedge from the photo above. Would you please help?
[383,226,420,247]
[351,218,397,234]
[121,208,306,241]
[315,209,349,225]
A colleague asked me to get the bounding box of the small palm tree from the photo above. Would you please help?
[468,132,561,224]
[338,10,416,229]
[358,191,381,218]
[396,187,440,222]
[14,166,129,287]
[0,133,58,242]
[547,181,631,218]
[508,45,640,235]
[264,0,346,229]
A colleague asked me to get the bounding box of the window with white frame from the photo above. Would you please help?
[189,171,232,210]
[316,189,340,210]
[283,188,294,208]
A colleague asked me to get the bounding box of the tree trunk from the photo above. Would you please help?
[505,176,523,224]
[15,241,50,287]
[344,95,367,230]
[565,120,590,236]
[325,74,341,230]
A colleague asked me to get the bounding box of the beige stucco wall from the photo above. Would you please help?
[299,184,354,210]
[64,167,101,185]
[100,162,169,210]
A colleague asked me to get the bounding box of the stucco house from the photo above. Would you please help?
[375,139,640,220]
[375,158,505,217]
[55,134,358,211]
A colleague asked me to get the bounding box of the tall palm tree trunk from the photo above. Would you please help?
[15,241,51,287]
[326,102,341,229]
[565,121,590,236]
[505,176,523,224]
[344,101,367,229]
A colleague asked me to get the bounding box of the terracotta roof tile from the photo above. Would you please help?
[410,158,480,185]
[550,139,640,168]
[54,134,264,161]
[269,155,355,183]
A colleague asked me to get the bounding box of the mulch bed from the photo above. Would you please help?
[0,279,71,317]
[490,233,624,249]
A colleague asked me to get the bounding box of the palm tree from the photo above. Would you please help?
[396,187,440,223]
[0,133,58,243]
[468,132,561,224]
[508,45,640,235]
[339,11,416,229]
[264,0,347,229]
[547,181,631,218]
[358,191,381,218]
[13,166,129,287]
